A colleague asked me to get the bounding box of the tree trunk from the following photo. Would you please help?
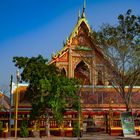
[45,116,50,137]
[125,101,132,112]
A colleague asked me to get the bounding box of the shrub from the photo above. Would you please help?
[20,120,29,137]
[0,121,3,134]
[73,121,80,137]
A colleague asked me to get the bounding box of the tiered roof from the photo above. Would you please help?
[50,2,91,63]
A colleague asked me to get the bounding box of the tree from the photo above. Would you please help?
[92,9,140,111]
[13,55,80,135]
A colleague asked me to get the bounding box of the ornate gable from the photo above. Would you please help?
[50,4,107,86]
[49,5,96,84]
[50,10,92,64]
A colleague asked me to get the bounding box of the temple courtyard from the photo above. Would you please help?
[1,133,140,140]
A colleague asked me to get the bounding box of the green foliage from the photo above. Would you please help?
[95,9,140,73]
[73,121,80,137]
[20,120,29,137]
[92,9,140,110]
[0,121,3,134]
[13,55,80,126]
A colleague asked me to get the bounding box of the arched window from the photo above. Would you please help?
[61,68,66,76]
[97,66,104,85]
[74,61,90,85]
[97,70,103,85]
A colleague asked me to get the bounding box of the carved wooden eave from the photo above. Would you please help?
[0,92,10,111]
[69,16,91,43]
[49,15,92,64]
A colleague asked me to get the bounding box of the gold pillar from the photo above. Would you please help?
[91,56,95,93]
[68,48,73,78]
[15,70,20,138]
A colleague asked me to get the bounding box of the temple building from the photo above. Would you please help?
[1,2,140,137]
[48,4,140,135]
[50,2,140,115]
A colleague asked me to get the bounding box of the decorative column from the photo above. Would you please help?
[91,55,95,93]
[68,48,73,78]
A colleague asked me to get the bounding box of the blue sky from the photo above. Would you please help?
[0,0,140,89]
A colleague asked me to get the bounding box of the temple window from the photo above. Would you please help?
[97,70,103,85]
[97,66,104,85]
[61,68,66,76]
[74,61,90,85]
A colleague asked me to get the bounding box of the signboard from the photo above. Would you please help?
[10,119,14,125]
[120,111,136,137]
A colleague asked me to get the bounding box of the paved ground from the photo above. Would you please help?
[1,132,140,140]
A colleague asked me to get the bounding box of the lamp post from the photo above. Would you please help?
[9,75,13,137]
[14,70,20,138]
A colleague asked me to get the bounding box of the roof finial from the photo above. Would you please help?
[78,9,80,20]
[81,0,86,18]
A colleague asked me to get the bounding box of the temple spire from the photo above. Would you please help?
[78,10,80,20]
[81,0,86,18]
